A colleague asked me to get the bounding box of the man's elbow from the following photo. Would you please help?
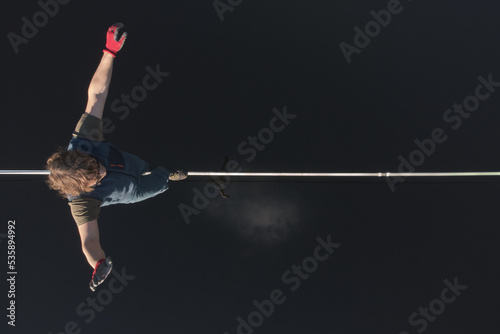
[82,238,100,251]
[88,87,108,100]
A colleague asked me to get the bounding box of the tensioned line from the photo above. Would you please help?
[2,170,500,177]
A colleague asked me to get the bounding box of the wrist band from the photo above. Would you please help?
[93,258,106,274]
[103,49,116,57]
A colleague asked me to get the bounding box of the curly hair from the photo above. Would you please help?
[45,149,101,198]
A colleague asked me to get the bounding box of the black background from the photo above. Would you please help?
[1,0,500,333]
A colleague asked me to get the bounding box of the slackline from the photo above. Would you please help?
[1,170,500,177]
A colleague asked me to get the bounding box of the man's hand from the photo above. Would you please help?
[103,23,127,57]
[89,256,113,291]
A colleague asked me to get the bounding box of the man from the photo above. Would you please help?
[45,23,186,291]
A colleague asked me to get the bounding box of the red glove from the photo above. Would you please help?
[103,23,127,57]
[89,256,113,291]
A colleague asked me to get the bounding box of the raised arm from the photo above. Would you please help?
[84,23,127,120]
[84,53,114,120]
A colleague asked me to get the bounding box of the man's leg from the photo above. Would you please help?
[132,167,171,203]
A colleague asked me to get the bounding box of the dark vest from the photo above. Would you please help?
[66,137,151,206]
